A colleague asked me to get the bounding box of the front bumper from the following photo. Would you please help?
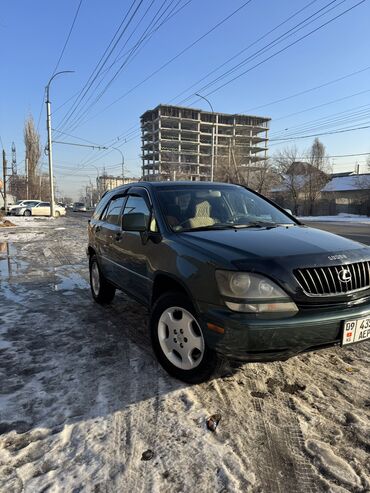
[198,301,370,361]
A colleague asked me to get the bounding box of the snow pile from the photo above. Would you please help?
[299,213,370,224]
[1,216,56,228]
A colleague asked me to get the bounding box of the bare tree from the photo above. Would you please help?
[272,146,302,214]
[24,116,42,199]
[304,138,331,215]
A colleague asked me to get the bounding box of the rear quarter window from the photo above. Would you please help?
[92,194,112,220]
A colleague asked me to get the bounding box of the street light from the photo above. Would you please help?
[195,93,215,182]
[45,70,74,217]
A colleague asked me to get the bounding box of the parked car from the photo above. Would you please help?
[7,199,41,215]
[73,202,87,212]
[87,182,370,383]
[11,200,42,216]
[24,202,66,217]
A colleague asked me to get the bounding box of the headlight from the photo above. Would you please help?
[215,270,298,314]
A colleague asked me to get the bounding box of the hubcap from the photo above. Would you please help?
[158,307,205,370]
[91,262,100,295]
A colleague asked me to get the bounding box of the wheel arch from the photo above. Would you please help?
[151,272,196,309]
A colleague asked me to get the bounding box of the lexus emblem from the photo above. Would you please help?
[338,268,351,283]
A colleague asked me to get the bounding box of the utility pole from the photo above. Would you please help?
[25,157,29,199]
[196,94,215,182]
[45,70,74,217]
[2,150,7,212]
[112,147,125,184]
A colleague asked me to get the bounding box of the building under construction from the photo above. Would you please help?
[141,104,270,181]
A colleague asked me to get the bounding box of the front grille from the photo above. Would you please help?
[294,261,370,296]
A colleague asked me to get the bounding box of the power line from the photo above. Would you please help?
[241,65,370,113]
[51,0,83,76]
[178,0,345,106]
[52,128,107,146]
[55,0,144,132]
[270,88,370,125]
[65,0,188,133]
[270,123,370,142]
[75,0,255,128]
[77,0,366,161]
[189,0,366,105]
[68,1,367,174]
[270,103,370,138]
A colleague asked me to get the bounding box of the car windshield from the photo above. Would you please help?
[157,186,296,232]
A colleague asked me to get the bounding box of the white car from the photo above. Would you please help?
[12,200,42,216]
[8,199,41,215]
[24,202,66,217]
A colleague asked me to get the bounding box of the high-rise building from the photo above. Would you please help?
[141,104,270,181]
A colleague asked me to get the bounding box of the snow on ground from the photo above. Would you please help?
[0,216,369,492]
[299,214,370,224]
[0,216,57,229]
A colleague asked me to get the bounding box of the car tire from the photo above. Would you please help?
[55,211,61,218]
[150,292,220,384]
[24,210,31,216]
[89,255,116,304]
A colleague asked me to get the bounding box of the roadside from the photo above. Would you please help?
[298,214,370,225]
[0,217,369,492]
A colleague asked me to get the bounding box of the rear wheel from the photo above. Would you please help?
[150,293,220,383]
[89,255,116,304]
[24,210,31,216]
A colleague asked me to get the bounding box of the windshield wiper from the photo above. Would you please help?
[180,223,237,232]
[180,221,278,232]
[233,221,278,229]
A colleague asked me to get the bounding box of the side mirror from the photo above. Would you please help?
[122,212,147,232]
[284,208,293,215]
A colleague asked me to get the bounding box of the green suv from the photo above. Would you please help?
[87,182,370,383]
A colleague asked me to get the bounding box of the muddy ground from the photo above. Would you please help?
[0,215,369,492]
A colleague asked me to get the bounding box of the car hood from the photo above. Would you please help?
[180,225,370,268]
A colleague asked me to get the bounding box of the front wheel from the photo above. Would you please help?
[150,293,220,383]
[89,255,116,304]
[23,210,31,216]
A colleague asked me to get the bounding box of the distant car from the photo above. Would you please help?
[73,202,87,212]
[24,202,66,217]
[12,200,42,216]
[8,199,41,215]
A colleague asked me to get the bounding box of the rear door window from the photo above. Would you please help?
[103,196,126,225]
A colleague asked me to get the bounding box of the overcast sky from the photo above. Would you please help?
[1,0,369,199]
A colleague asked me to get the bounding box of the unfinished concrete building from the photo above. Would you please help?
[141,104,270,181]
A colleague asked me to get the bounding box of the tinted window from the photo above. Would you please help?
[93,193,112,220]
[38,202,50,207]
[122,196,150,228]
[104,197,125,225]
